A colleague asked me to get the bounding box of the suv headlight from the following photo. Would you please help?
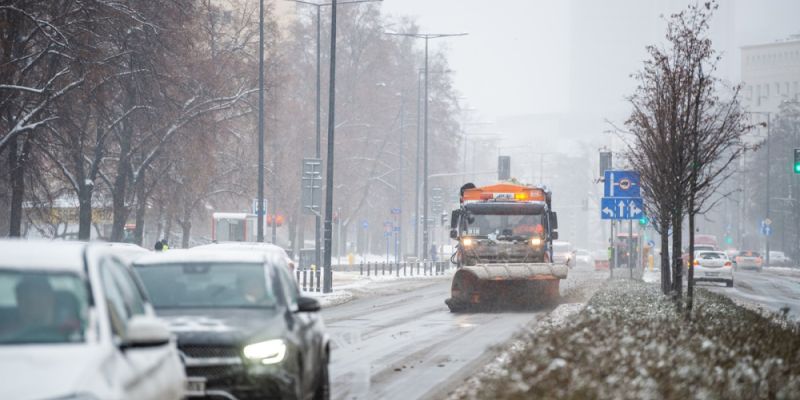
[243,339,287,365]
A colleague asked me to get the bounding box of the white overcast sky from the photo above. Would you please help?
[381,0,800,121]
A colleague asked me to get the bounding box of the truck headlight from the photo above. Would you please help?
[243,339,287,365]
[530,237,542,247]
[462,238,475,248]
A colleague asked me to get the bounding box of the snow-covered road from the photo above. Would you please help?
[704,267,800,320]
[321,267,607,400]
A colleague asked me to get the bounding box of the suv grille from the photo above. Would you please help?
[180,345,241,359]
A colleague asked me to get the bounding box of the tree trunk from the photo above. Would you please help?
[77,183,93,240]
[133,169,147,246]
[687,210,696,316]
[8,135,31,237]
[660,215,671,294]
[181,221,191,248]
[110,124,132,241]
[671,211,683,300]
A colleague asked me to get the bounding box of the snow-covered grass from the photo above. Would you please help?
[453,280,800,400]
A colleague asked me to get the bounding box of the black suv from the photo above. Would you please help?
[134,250,329,400]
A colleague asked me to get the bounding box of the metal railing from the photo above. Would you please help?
[295,261,451,292]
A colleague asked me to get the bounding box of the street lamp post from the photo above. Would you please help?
[746,111,772,268]
[288,0,382,284]
[257,0,266,242]
[386,32,467,260]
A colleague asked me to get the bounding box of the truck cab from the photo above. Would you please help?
[450,183,558,267]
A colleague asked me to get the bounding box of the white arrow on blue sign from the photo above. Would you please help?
[601,197,644,220]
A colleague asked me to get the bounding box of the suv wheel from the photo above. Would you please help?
[726,280,733,287]
[314,361,330,400]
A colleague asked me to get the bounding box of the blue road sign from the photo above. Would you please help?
[604,170,641,198]
[601,197,644,220]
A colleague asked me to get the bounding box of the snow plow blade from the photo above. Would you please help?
[445,263,568,312]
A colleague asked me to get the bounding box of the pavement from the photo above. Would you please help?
[643,266,800,321]
[704,266,800,320]
[320,265,607,400]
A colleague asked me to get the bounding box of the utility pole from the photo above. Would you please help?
[385,32,467,261]
[321,0,338,293]
[257,0,265,242]
[288,0,382,278]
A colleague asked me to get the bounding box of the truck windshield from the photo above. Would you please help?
[466,213,543,239]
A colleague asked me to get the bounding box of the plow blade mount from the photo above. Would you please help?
[445,263,568,312]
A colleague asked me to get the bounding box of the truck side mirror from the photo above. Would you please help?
[450,229,458,240]
[450,210,460,230]
[550,212,559,240]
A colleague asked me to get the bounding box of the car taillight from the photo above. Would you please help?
[756,257,763,265]
[693,259,699,266]
[724,261,732,267]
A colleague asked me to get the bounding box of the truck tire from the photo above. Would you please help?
[726,280,733,288]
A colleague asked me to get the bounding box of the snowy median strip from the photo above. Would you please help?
[451,279,800,400]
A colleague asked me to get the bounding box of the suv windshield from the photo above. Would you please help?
[136,263,281,309]
[0,270,89,345]
[466,213,543,239]
[739,251,760,257]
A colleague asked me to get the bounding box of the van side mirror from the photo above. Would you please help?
[450,229,458,240]
[121,316,171,349]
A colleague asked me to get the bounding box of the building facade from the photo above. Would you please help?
[741,35,800,113]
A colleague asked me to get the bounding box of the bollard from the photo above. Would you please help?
[374,262,378,276]
[382,262,385,275]
[302,269,307,291]
[360,262,363,276]
[367,262,371,276]
[396,262,400,277]
[316,268,321,292]
[403,262,407,276]
[416,261,420,275]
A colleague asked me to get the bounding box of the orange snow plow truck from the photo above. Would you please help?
[445,182,568,312]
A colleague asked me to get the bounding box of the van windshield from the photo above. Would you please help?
[0,270,89,345]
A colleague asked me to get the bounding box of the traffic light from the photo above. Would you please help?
[638,215,649,226]
[794,148,800,174]
[498,156,511,180]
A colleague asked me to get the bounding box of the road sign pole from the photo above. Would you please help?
[629,219,633,279]
[609,219,614,278]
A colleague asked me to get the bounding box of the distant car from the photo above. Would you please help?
[0,240,185,400]
[692,250,734,287]
[133,250,329,400]
[734,250,763,272]
[552,241,574,267]
[768,251,790,267]
[193,242,297,276]
[575,249,594,267]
